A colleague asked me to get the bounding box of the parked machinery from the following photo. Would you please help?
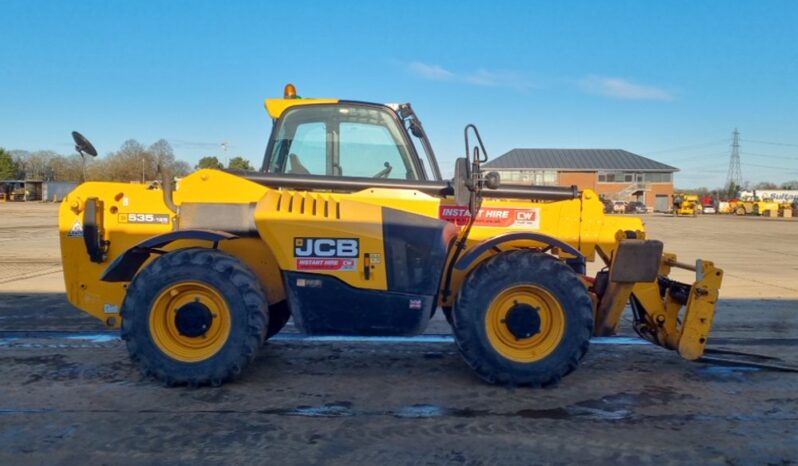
[673,194,699,216]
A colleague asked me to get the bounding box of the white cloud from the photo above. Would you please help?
[407,62,533,90]
[463,69,498,86]
[408,61,455,81]
[580,75,673,101]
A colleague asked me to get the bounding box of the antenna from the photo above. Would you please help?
[725,128,742,196]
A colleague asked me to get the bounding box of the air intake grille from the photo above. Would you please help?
[273,191,340,219]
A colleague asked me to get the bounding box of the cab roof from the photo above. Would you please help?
[264,98,340,119]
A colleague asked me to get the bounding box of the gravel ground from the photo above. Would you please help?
[0,202,796,465]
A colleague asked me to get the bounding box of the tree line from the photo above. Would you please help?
[0,142,256,182]
[1,144,793,189]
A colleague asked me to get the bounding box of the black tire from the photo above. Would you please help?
[453,250,593,387]
[121,248,268,386]
[265,300,291,340]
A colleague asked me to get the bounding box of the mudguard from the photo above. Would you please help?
[101,229,238,282]
[455,232,585,272]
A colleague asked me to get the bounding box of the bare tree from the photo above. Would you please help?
[9,150,54,179]
[148,139,189,177]
[48,154,84,181]
[5,139,194,182]
[171,160,191,177]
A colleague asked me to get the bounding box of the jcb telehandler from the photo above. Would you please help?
[60,84,723,386]
[673,193,699,216]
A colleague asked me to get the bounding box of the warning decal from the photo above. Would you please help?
[67,219,84,237]
[438,206,540,229]
[296,258,358,271]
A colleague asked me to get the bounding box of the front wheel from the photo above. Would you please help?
[121,248,268,386]
[453,250,593,386]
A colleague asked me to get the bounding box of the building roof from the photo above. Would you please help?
[484,149,678,172]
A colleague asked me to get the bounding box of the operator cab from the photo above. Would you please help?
[261,85,442,181]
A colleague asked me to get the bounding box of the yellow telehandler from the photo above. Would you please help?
[673,194,699,216]
[59,85,724,386]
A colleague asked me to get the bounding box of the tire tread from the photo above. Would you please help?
[453,250,593,386]
[120,248,267,387]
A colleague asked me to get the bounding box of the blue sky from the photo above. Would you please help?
[1,0,797,187]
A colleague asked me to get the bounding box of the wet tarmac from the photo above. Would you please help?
[0,328,796,465]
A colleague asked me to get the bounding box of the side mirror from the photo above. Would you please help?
[453,157,470,206]
[71,131,98,157]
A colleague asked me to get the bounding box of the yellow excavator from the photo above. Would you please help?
[59,84,726,386]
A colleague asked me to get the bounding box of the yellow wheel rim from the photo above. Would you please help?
[149,281,231,362]
[485,284,566,363]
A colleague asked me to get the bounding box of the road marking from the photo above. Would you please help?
[0,332,653,346]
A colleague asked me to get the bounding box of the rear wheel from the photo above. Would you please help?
[736,207,746,215]
[453,250,593,386]
[121,248,268,386]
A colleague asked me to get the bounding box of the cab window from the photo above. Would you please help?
[266,104,420,180]
[287,122,326,175]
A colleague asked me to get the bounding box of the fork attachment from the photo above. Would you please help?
[592,234,724,361]
[629,254,724,360]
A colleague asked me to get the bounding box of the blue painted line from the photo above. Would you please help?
[0,407,52,414]
[591,336,652,345]
[272,334,456,343]
[699,365,761,374]
[0,331,653,346]
[274,334,652,345]
[64,334,119,343]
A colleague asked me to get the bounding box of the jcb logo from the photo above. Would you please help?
[294,238,359,258]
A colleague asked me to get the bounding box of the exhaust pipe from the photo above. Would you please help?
[158,165,178,213]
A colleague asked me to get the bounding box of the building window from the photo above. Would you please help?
[598,171,626,182]
[494,170,558,186]
[643,172,672,183]
[598,171,671,183]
